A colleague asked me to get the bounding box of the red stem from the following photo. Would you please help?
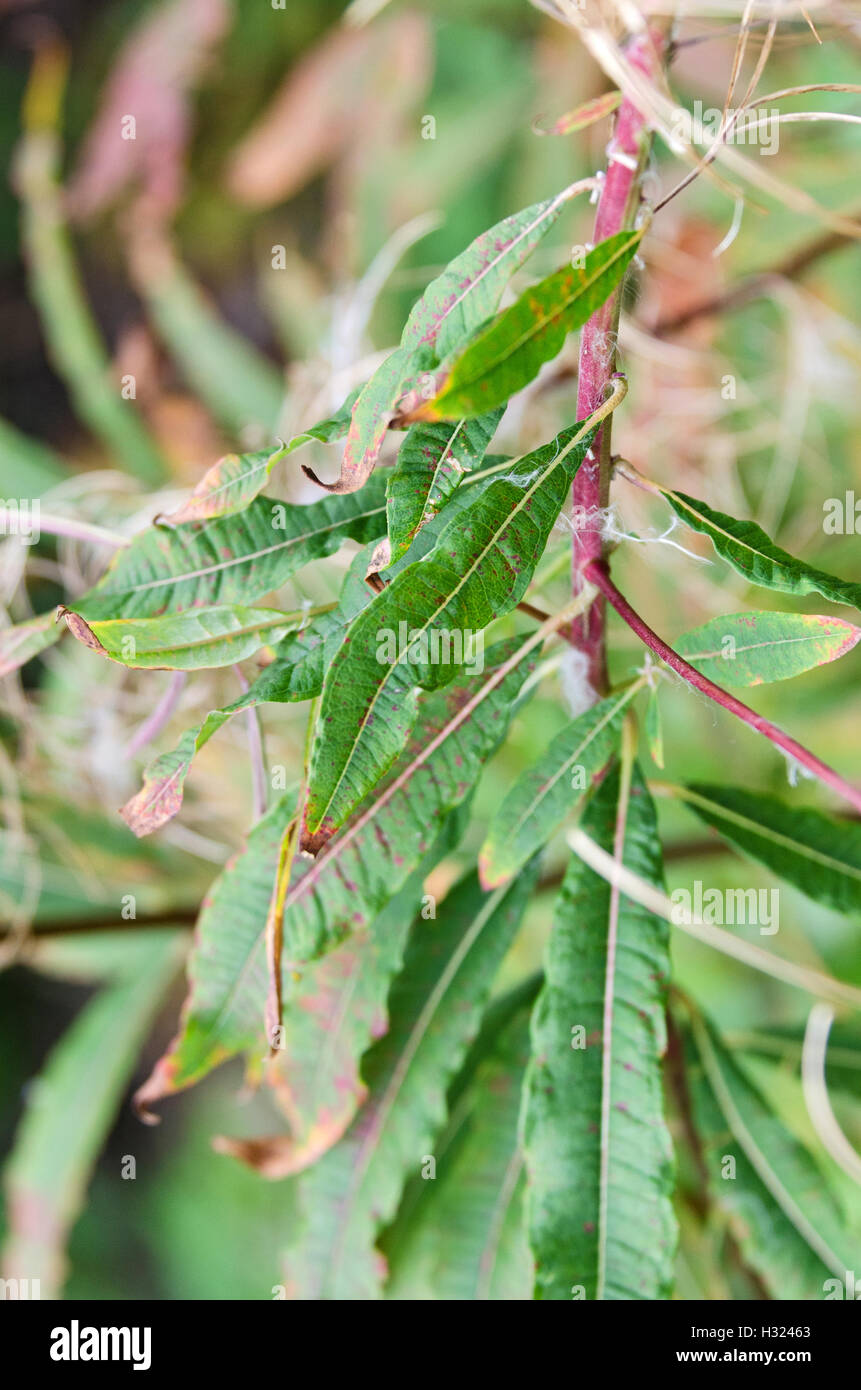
[572,27,665,694]
[583,558,861,817]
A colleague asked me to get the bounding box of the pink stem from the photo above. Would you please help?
[583,559,861,817]
[572,28,665,694]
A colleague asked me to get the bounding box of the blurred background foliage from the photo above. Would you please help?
[1,0,860,1298]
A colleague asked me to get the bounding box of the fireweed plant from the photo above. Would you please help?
[4,7,861,1301]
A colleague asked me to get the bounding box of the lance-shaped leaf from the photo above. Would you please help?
[302,346,433,495]
[657,485,861,610]
[158,395,358,525]
[214,865,448,1180]
[407,230,642,422]
[135,644,534,1110]
[386,409,502,562]
[0,612,61,677]
[401,186,580,360]
[60,604,301,671]
[384,1003,534,1301]
[304,419,597,844]
[284,862,539,1300]
[538,91,622,136]
[2,934,184,1296]
[688,1016,860,1298]
[523,765,677,1300]
[679,783,861,916]
[675,611,861,686]
[479,683,637,889]
[75,476,387,621]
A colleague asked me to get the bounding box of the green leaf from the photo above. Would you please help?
[135,644,534,1108]
[675,611,861,686]
[305,419,597,843]
[284,862,539,1300]
[385,409,502,562]
[479,684,637,889]
[523,764,677,1300]
[0,612,61,678]
[60,604,301,670]
[688,1015,860,1298]
[658,485,861,610]
[401,187,580,360]
[2,934,184,1296]
[411,229,642,421]
[74,477,387,621]
[384,1002,534,1301]
[679,783,861,916]
[158,395,358,525]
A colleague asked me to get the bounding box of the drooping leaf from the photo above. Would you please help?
[60,604,301,671]
[121,703,243,836]
[538,91,622,136]
[284,862,539,1300]
[523,765,677,1300]
[214,863,448,1179]
[385,408,502,562]
[401,186,580,360]
[687,1015,860,1298]
[479,683,637,889]
[304,419,597,844]
[408,230,642,421]
[675,611,861,686]
[135,643,534,1109]
[658,485,861,611]
[384,1002,534,1301]
[2,934,184,1296]
[158,394,358,524]
[74,476,387,621]
[0,612,62,678]
[302,346,433,495]
[679,783,861,916]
